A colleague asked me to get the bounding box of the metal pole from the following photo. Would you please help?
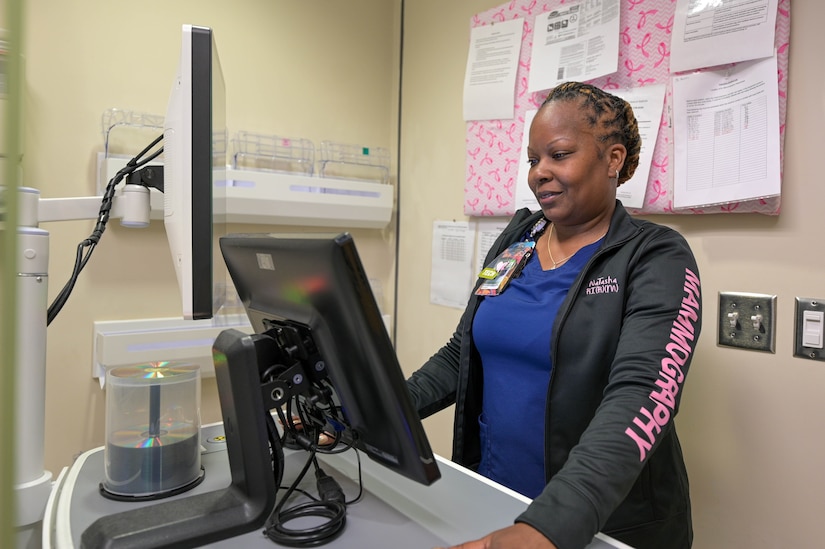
[14,190,53,542]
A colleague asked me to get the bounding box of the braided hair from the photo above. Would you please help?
[540,82,641,187]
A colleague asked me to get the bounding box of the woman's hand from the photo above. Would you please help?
[436,523,558,549]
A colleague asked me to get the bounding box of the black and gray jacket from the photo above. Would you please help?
[407,201,701,549]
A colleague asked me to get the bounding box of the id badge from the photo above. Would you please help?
[475,241,535,296]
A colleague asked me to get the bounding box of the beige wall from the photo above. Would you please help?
[397,1,825,548]
[20,0,399,476]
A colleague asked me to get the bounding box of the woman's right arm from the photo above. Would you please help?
[405,307,470,418]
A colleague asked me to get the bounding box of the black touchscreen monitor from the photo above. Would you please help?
[219,232,440,486]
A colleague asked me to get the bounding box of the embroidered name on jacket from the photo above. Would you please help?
[624,268,701,461]
[586,275,619,294]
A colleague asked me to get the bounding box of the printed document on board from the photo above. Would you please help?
[475,218,511,275]
[670,0,778,73]
[528,0,620,93]
[672,55,781,209]
[514,109,539,212]
[612,85,667,209]
[431,221,476,309]
[463,18,524,121]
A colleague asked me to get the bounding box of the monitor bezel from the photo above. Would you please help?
[219,232,440,486]
[163,24,225,320]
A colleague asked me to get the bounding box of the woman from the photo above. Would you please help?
[408,82,701,549]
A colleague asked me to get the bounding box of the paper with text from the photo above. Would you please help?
[672,55,781,209]
[475,218,511,276]
[431,221,476,309]
[613,85,667,209]
[463,18,524,121]
[528,0,620,93]
[514,109,540,212]
[670,0,778,73]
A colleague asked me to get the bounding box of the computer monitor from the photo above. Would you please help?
[219,232,441,487]
[163,24,226,320]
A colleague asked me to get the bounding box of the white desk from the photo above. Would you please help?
[43,423,629,549]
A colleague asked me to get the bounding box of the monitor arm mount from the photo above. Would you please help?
[125,165,164,194]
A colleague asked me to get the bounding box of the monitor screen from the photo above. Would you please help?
[163,24,226,320]
[219,232,441,486]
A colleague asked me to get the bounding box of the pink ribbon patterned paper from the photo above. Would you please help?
[464,0,790,216]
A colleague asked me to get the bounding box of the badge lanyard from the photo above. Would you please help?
[475,218,548,297]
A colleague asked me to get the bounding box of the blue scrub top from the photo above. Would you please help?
[473,238,601,498]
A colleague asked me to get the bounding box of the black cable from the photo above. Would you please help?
[46,134,164,325]
[258,364,368,547]
[346,448,364,506]
[275,450,363,507]
[263,443,348,547]
[262,388,371,547]
[265,411,286,489]
[278,449,364,506]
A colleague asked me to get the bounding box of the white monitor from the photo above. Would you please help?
[163,24,226,320]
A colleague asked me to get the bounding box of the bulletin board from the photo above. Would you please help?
[464,0,791,216]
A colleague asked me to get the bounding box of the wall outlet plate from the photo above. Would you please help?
[717,292,776,353]
[794,297,825,361]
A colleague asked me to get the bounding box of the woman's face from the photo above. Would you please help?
[526,99,623,228]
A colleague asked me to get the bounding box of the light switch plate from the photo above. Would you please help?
[794,297,825,361]
[717,292,776,353]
